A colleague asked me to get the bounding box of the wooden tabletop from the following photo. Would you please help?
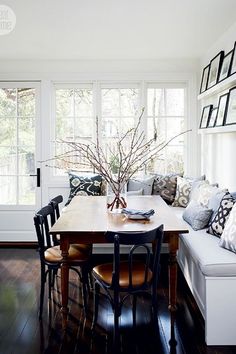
[50,195,189,237]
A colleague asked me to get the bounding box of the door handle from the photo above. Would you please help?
[30,168,41,187]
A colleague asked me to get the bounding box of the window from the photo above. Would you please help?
[101,86,139,164]
[0,86,37,204]
[54,86,93,174]
[147,85,185,174]
[54,82,186,176]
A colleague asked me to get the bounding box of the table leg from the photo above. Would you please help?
[60,239,70,329]
[168,232,179,346]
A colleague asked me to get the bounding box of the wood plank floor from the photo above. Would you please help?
[0,248,235,354]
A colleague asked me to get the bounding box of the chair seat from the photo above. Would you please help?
[45,244,91,263]
[93,261,153,287]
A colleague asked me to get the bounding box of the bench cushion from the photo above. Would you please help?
[172,206,236,277]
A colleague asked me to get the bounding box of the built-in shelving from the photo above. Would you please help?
[198,73,236,100]
[198,124,236,134]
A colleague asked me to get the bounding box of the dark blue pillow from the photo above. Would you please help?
[66,172,102,205]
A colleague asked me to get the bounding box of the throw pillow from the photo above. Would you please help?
[152,173,182,204]
[207,190,228,224]
[207,193,235,237]
[182,200,213,231]
[128,175,155,195]
[190,180,225,208]
[66,171,103,205]
[172,176,198,207]
[127,188,143,196]
[219,204,236,253]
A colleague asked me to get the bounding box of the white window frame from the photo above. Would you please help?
[50,79,194,183]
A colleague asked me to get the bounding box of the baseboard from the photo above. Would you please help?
[0,242,38,248]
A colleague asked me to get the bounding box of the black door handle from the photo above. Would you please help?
[30,168,41,187]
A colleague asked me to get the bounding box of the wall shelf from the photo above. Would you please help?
[198,124,236,134]
[198,73,236,100]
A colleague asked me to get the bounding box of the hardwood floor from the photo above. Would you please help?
[0,248,235,354]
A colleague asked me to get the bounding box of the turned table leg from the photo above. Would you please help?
[60,238,70,330]
[168,232,179,346]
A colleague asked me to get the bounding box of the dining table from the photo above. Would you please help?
[50,195,189,342]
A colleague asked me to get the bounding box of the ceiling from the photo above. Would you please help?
[1,0,236,60]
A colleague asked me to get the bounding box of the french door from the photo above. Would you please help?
[0,82,41,242]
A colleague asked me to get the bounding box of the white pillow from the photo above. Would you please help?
[127,188,143,196]
[190,180,226,208]
[128,175,155,195]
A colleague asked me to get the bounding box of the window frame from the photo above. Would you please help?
[51,80,190,181]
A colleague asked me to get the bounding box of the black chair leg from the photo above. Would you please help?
[132,294,137,328]
[39,264,46,319]
[113,290,120,354]
[48,269,52,299]
[92,281,100,332]
[81,268,88,312]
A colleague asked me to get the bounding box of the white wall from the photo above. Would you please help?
[200,21,236,191]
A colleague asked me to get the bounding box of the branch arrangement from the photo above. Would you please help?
[47,108,190,210]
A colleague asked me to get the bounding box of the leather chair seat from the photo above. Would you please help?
[45,244,91,263]
[93,261,153,287]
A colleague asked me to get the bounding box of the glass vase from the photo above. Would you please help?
[107,180,127,213]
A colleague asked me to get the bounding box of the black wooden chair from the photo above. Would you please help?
[92,224,164,352]
[34,204,92,319]
[48,195,64,245]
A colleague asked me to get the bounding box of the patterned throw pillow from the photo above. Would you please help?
[207,193,235,237]
[219,204,236,253]
[190,180,223,208]
[172,176,192,207]
[65,172,103,205]
[182,200,213,231]
[153,173,182,204]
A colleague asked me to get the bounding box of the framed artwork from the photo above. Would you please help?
[230,41,236,75]
[207,51,224,89]
[207,108,218,127]
[199,105,213,128]
[215,93,228,126]
[199,65,210,94]
[225,87,236,125]
[218,50,233,82]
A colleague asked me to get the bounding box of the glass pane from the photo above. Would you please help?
[102,88,139,117]
[18,116,35,145]
[56,117,74,140]
[0,147,17,175]
[18,88,35,116]
[0,176,16,204]
[74,89,93,116]
[147,89,165,116]
[0,117,16,146]
[165,146,184,173]
[166,89,184,116]
[19,176,35,205]
[56,89,74,117]
[18,147,35,175]
[74,118,93,139]
[102,117,135,138]
[102,89,120,116]
[147,117,166,141]
[166,118,184,141]
[0,88,16,117]
[120,89,139,116]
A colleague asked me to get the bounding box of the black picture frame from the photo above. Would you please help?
[199,65,210,94]
[207,51,224,89]
[218,50,233,82]
[215,93,228,126]
[207,108,218,127]
[230,41,236,76]
[199,105,213,128]
[225,86,236,125]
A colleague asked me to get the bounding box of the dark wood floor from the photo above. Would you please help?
[0,248,235,354]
